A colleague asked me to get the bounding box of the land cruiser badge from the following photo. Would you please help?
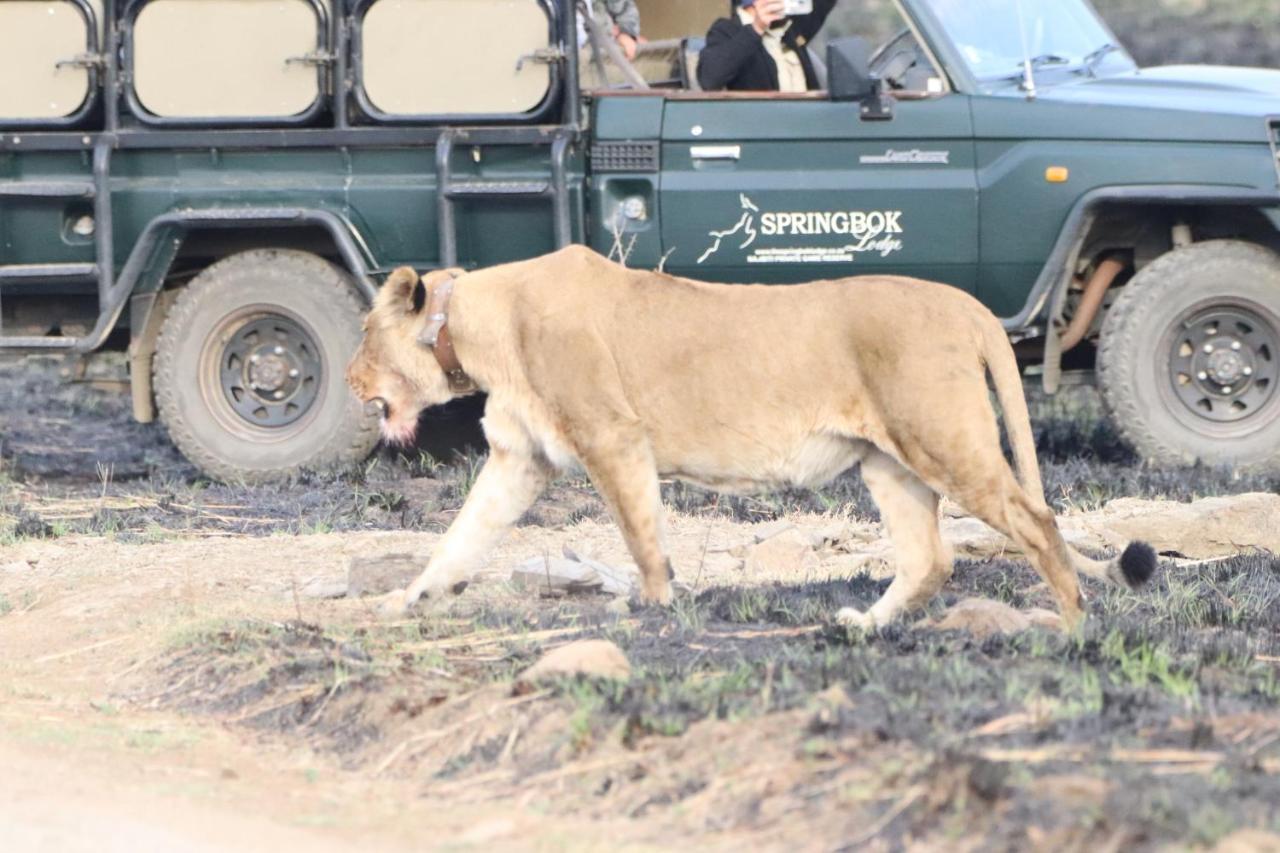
[698,194,905,265]
[859,149,950,165]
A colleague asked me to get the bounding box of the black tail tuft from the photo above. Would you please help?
[1120,541,1157,588]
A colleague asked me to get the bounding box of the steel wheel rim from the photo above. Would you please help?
[1160,299,1280,436]
[199,307,326,441]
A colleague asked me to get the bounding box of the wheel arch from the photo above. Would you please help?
[121,208,378,422]
[1009,185,1280,392]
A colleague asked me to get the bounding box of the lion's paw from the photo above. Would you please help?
[836,607,875,632]
[374,589,413,619]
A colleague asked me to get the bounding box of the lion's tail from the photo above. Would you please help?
[980,317,1158,591]
[979,318,1045,507]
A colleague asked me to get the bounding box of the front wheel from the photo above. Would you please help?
[154,249,379,482]
[1097,240,1280,471]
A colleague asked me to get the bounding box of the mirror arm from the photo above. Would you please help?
[858,78,894,121]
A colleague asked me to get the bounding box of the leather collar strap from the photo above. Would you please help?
[418,275,476,394]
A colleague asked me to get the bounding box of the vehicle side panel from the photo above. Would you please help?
[974,98,1280,316]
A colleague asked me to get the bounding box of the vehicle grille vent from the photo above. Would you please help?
[590,140,660,173]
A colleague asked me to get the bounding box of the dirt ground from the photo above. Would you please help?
[2,354,1279,851]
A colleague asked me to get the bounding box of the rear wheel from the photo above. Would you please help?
[154,249,379,482]
[1097,240,1280,471]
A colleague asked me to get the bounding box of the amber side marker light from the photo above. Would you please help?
[1046,166,1070,183]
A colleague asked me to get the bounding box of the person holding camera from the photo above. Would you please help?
[698,0,838,92]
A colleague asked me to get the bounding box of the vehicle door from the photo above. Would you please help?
[658,9,979,291]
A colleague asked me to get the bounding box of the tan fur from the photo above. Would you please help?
[347,246,1138,627]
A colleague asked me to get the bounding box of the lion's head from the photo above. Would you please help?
[346,267,463,446]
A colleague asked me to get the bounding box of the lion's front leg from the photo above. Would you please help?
[395,448,552,613]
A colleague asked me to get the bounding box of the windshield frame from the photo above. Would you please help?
[898,0,1135,95]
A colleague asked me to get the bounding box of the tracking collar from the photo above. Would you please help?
[417,274,476,394]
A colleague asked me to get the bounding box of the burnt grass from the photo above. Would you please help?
[6,354,1280,845]
[148,553,1280,848]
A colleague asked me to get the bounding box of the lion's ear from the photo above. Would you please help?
[376,267,425,315]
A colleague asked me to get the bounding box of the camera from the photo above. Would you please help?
[781,0,813,14]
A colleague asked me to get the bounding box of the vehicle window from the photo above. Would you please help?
[815,0,942,93]
[813,0,916,56]
[919,0,1133,85]
[131,0,321,120]
[359,0,553,118]
[0,0,96,123]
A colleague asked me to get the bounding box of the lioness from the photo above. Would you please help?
[347,246,1155,628]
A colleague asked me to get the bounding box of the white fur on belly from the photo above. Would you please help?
[670,433,867,494]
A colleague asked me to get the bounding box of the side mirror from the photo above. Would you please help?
[827,36,893,120]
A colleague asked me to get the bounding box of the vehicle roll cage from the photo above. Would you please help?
[0,0,583,354]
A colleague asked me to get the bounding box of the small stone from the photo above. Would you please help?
[298,578,349,600]
[752,519,797,543]
[1213,830,1280,853]
[927,599,1053,638]
[518,639,631,685]
[512,554,635,596]
[347,553,421,597]
[820,551,892,579]
[743,529,820,578]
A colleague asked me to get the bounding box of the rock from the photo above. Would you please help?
[927,599,1061,638]
[518,639,631,684]
[1077,493,1280,560]
[1213,830,1280,853]
[1,560,33,574]
[941,516,1015,560]
[347,553,421,598]
[936,493,1280,563]
[298,578,349,600]
[752,519,797,543]
[819,550,893,579]
[743,529,820,578]
[511,550,636,597]
[808,685,856,734]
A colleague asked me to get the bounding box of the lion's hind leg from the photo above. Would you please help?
[837,450,952,631]
[924,461,1085,630]
[577,435,673,606]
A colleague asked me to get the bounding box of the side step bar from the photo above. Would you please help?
[0,180,96,199]
[0,263,99,282]
[435,128,574,268]
[0,264,98,349]
[0,336,78,349]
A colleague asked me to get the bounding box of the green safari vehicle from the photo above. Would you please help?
[1,0,1278,479]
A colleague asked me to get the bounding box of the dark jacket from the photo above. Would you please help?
[697,0,837,92]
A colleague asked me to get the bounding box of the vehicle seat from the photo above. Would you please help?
[681,37,705,90]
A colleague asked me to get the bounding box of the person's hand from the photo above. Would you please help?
[749,0,787,35]
[615,31,639,61]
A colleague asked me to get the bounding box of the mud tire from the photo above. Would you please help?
[1097,240,1280,472]
[154,249,378,483]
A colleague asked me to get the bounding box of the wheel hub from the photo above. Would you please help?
[247,348,298,396]
[217,315,322,428]
[1169,306,1278,425]
[1201,345,1250,387]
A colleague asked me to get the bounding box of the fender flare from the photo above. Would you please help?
[77,206,377,355]
[1001,184,1280,335]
